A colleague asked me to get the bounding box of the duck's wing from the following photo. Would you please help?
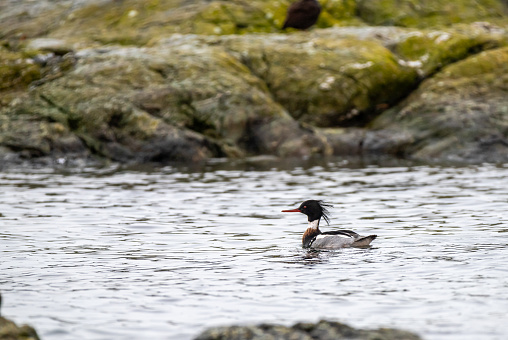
[311,231,357,249]
[312,230,377,249]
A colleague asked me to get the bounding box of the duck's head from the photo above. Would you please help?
[282,200,332,224]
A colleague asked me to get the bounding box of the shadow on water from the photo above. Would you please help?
[6,155,425,176]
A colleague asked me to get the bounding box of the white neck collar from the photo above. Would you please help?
[308,219,320,230]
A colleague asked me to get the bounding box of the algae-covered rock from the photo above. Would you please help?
[368,46,508,163]
[0,107,86,158]
[0,0,342,46]
[1,0,506,49]
[357,0,507,28]
[215,32,418,127]
[1,0,508,167]
[2,23,508,165]
[194,319,422,340]
[1,39,331,163]
[6,47,219,163]
[0,0,281,46]
[391,23,508,77]
[212,25,506,126]
[50,0,278,45]
[0,47,41,105]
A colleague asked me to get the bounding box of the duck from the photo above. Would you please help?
[282,0,322,30]
[282,200,377,249]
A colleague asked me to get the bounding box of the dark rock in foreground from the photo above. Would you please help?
[194,320,422,340]
[0,294,39,340]
[0,318,39,340]
[0,293,39,340]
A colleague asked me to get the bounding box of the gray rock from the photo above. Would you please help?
[368,46,508,163]
[194,320,422,340]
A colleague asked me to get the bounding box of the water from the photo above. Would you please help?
[1,159,507,340]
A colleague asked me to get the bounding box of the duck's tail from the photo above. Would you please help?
[352,235,377,247]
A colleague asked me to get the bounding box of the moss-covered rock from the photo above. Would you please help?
[0,0,281,46]
[391,23,507,77]
[1,39,332,163]
[0,109,85,159]
[1,0,506,50]
[368,46,508,163]
[1,22,507,165]
[213,24,507,126]
[0,48,41,106]
[10,48,220,162]
[357,0,507,28]
[210,32,418,127]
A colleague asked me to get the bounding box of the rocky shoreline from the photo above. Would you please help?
[1,0,508,167]
[194,320,422,340]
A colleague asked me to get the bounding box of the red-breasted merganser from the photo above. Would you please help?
[282,200,377,249]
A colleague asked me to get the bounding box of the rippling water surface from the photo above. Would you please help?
[1,159,507,340]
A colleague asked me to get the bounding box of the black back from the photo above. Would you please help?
[321,230,359,238]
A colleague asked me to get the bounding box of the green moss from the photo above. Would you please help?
[0,48,41,91]
[47,0,184,45]
[2,0,508,49]
[92,33,150,46]
[192,2,277,35]
[393,26,506,77]
[370,46,508,162]
[322,0,358,19]
[223,36,419,127]
[437,46,508,79]
[121,108,161,140]
[357,0,507,28]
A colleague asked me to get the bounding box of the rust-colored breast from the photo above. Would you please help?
[302,228,321,248]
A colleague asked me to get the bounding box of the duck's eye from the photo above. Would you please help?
[303,206,307,209]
